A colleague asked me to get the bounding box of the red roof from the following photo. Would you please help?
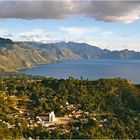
[37,113,50,116]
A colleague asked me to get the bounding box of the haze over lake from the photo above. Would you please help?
[19,59,140,84]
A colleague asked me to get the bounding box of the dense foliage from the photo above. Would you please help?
[0,76,140,139]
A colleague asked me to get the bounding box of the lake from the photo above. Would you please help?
[19,59,140,84]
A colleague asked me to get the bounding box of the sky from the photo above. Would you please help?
[0,0,140,51]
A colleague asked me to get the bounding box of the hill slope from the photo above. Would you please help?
[0,42,48,71]
[0,77,139,139]
[1,37,140,72]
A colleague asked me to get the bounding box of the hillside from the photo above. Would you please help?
[0,37,13,46]
[35,42,140,60]
[1,37,140,72]
[0,76,139,139]
[0,43,48,72]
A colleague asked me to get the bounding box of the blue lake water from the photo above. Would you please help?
[19,59,140,84]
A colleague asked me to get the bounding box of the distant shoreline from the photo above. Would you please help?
[18,59,140,84]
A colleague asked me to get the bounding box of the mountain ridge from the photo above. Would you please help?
[0,37,140,72]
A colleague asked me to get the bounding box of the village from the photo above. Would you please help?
[0,94,115,134]
[0,77,139,139]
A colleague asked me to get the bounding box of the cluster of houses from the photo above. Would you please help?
[64,101,89,118]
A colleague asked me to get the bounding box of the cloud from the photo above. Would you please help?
[0,28,8,36]
[2,28,58,43]
[18,29,46,42]
[60,26,100,34]
[0,1,140,23]
[120,34,131,40]
[86,1,140,24]
[0,1,81,19]
[100,31,112,37]
[59,26,113,40]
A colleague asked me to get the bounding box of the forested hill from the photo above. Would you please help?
[1,37,140,72]
[0,77,139,139]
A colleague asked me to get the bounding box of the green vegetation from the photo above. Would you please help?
[0,76,140,139]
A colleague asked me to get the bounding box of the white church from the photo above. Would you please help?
[36,111,55,123]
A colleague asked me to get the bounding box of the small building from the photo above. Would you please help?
[36,111,55,123]
[72,110,83,118]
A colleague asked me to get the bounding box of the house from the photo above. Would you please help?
[36,111,55,123]
[72,110,83,118]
